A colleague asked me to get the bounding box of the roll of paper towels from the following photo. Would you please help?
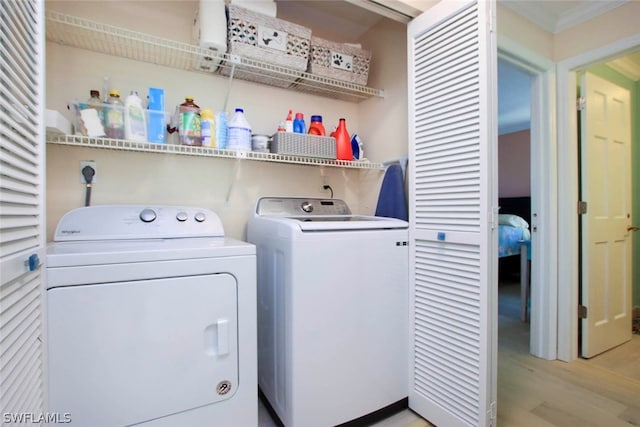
[193,0,226,71]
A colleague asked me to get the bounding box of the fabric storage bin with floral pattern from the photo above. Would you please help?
[221,5,312,88]
[307,36,371,86]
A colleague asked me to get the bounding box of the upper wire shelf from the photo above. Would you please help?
[46,135,384,170]
[45,10,384,102]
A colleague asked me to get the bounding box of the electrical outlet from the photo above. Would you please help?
[80,161,97,183]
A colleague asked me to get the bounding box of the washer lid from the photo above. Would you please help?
[287,215,408,231]
[54,205,224,241]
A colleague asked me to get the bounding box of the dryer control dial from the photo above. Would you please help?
[139,208,157,223]
[194,212,206,222]
[176,212,188,222]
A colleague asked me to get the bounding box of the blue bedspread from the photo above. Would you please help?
[499,225,531,258]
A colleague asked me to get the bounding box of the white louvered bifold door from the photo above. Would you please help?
[407,1,498,426]
[0,0,47,422]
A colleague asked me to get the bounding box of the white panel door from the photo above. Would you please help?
[0,0,47,421]
[407,1,498,426]
[580,72,632,358]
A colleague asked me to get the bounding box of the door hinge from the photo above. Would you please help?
[578,201,587,215]
[577,97,586,111]
[489,8,496,32]
[488,401,497,426]
[578,305,588,319]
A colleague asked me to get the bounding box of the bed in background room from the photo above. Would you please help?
[498,196,531,321]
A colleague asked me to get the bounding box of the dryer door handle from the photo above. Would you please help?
[216,318,229,355]
[204,319,229,356]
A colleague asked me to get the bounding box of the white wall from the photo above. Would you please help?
[498,130,531,198]
[554,1,640,61]
[45,1,408,241]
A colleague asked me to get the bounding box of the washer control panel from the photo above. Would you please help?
[256,197,352,217]
[54,205,224,241]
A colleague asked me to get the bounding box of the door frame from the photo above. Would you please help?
[498,35,557,360]
[557,33,640,362]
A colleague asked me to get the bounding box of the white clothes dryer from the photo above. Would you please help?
[247,197,409,427]
[46,205,256,427]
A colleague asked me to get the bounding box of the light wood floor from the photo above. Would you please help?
[497,282,640,427]
[260,283,640,426]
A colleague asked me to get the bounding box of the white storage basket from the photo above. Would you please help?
[221,5,312,88]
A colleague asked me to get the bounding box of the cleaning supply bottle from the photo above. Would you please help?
[293,112,306,133]
[200,109,216,147]
[147,87,165,144]
[87,90,103,122]
[78,90,105,137]
[215,111,228,149]
[331,118,352,161]
[285,109,293,132]
[124,90,147,142]
[227,107,252,151]
[178,96,201,146]
[104,89,125,139]
[308,115,326,136]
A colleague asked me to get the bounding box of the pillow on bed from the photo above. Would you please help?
[499,214,529,229]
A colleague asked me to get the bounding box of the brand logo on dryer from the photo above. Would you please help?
[59,229,81,235]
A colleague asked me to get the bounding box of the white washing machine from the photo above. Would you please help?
[46,205,257,427]
[247,197,409,427]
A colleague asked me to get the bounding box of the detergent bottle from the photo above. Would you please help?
[331,118,352,161]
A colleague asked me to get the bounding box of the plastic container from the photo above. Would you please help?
[104,90,125,139]
[178,97,201,146]
[124,90,147,142]
[308,115,326,136]
[147,87,165,143]
[251,134,270,152]
[227,108,252,151]
[87,90,103,122]
[201,109,216,147]
[293,112,306,133]
[285,110,294,133]
[331,118,352,161]
[77,90,105,137]
[216,111,228,149]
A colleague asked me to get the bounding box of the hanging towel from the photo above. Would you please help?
[375,163,408,221]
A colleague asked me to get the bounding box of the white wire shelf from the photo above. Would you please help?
[47,135,385,170]
[45,10,384,102]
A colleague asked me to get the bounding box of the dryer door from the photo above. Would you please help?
[48,273,238,427]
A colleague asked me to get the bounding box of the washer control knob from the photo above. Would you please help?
[176,211,188,222]
[139,208,157,223]
[194,212,206,222]
[301,201,314,213]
